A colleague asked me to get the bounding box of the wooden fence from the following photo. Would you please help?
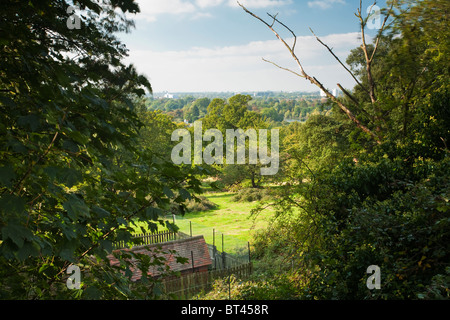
[113,230,179,249]
[161,262,253,299]
[207,244,249,270]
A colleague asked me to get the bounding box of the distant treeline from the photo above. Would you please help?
[146,92,328,124]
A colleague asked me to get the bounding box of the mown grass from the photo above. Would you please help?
[174,191,275,254]
[131,188,276,255]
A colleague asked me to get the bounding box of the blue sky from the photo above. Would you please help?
[118,0,387,93]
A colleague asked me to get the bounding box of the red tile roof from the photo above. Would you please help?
[107,235,212,281]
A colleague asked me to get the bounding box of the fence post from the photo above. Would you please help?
[213,229,216,269]
[222,234,226,269]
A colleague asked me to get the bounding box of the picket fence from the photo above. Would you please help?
[113,230,182,249]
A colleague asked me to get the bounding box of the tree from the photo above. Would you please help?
[243,0,449,300]
[239,1,397,144]
[191,97,210,117]
[0,0,201,299]
[202,94,271,188]
[184,104,200,122]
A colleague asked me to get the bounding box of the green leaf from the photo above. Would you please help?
[62,139,80,153]
[63,194,90,221]
[59,240,77,262]
[178,188,191,201]
[64,129,90,145]
[44,166,82,188]
[83,286,103,299]
[92,206,110,218]
[17,114,41,132]
[0,166,16,188]
[17,241,40,261]
[100,239,113,253]
[0,195,26,218]
[145,207,161,221]
[163,186,174,198]
[1,223,34,248]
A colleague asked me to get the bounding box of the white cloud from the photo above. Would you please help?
[229,0,293,9]
[195,0,225,8]
[135,0,197,22]
[133,0,294,22]
[124,32,361,92]
[307,0,346,10]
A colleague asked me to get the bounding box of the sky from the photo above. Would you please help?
[118,0,387,93]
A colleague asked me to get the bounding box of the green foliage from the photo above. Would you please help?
[231,188,272,203]
[184,196,217,212]
[0,0,202,299]
[247,0,450,300]
[253,150,449,299]
[199,274,301,300]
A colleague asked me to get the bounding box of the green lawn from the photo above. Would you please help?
[131,190,275,255]
[174,191,274,254]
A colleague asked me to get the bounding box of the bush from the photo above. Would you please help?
[252,154,450,299]
[232,188,272,203]
[185,196,217,212]
[198,274,301,300]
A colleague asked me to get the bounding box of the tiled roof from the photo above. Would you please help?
[107,235,212,281]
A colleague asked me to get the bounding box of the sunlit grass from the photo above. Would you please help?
[174,191,275,253]
[130,189,276,254]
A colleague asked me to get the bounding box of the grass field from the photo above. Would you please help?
[174,191,275,253]
[131,190,275,255]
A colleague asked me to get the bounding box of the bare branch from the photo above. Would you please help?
[356,1,377,103]
[337,83,376,122]
[370,1,395,62]
[267,12,297,52]
[238,2,381,144]
[262,58,305,78]
[337,83,360,106]
[309,28,369,95]
[238,2,306,75]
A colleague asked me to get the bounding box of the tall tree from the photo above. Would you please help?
[0,0,200,299]
[246,0,450,300]
[202,95,271,188]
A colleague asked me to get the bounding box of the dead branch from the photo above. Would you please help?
[309,27,369,96]
[238,2,306,77]
[370,1,395,62]
[238,1,382,144]
[356,0,377,103]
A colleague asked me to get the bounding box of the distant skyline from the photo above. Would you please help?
[118,0,387,93]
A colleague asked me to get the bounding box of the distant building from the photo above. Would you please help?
[332,88,342,97]
[320,88,342,98]
[164,93,178,99]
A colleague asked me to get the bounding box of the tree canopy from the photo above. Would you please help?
[0,0,201,299]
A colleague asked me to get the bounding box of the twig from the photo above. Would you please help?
[309,28,369,95]
[370,1,395,63]
[238,1,381,144]
[262,58,304,78]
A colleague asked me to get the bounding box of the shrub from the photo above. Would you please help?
[185,196,217,212]
[232,188,272,203]
[198,274,301,300]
